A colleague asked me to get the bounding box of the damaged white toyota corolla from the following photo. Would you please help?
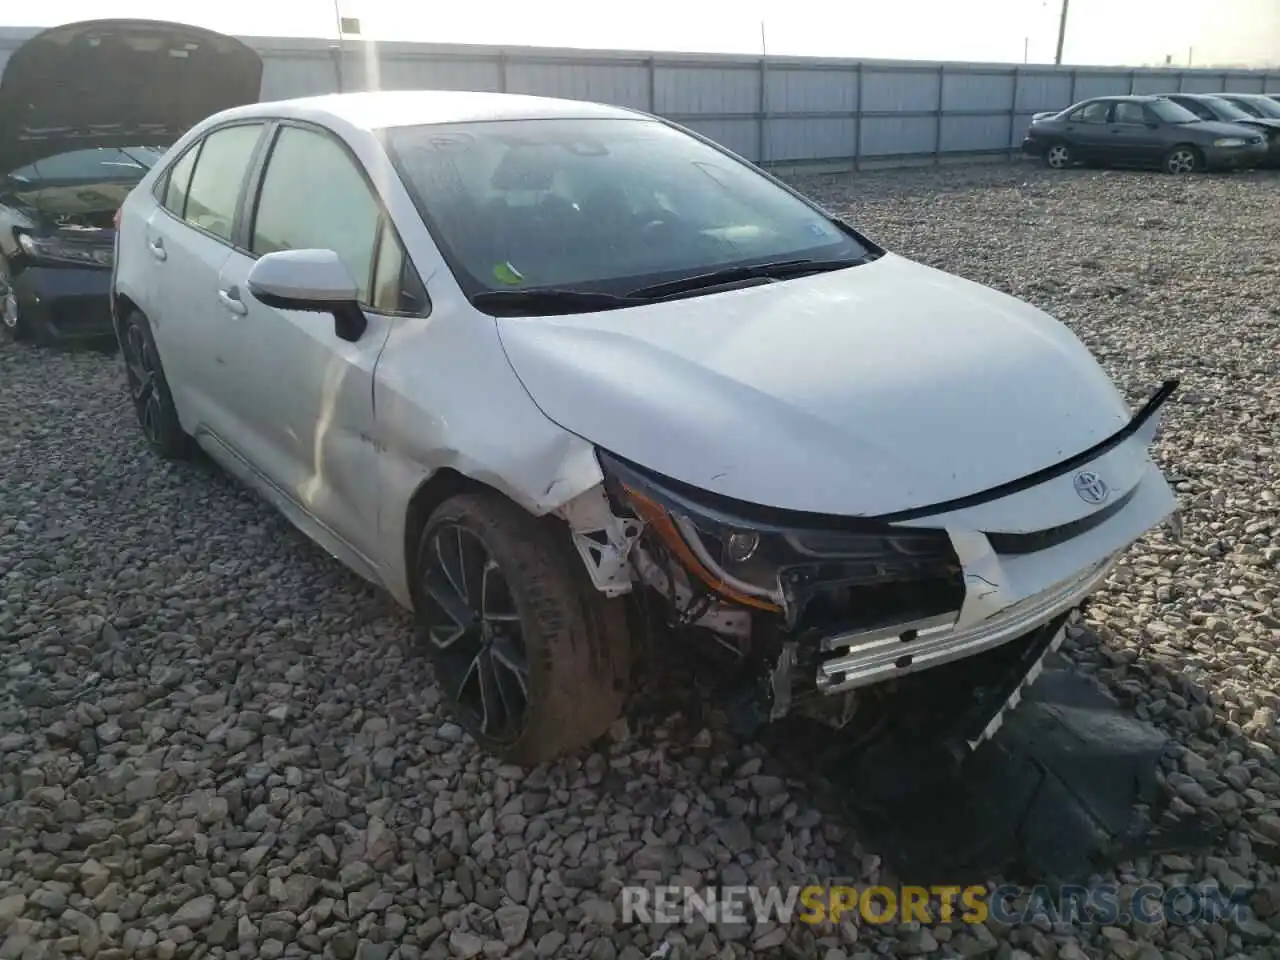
[112,90,1179,764]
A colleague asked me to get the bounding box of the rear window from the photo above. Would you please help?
[8,147,164,184]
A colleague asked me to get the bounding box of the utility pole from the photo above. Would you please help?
[1054,0,1070,65]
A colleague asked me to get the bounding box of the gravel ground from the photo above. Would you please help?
[2,160,1279,960]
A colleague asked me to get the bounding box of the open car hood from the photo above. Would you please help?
[0,19,263,173]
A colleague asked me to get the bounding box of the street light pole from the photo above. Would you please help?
[1054,0,1070,66]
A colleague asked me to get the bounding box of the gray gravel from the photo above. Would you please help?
[2,160,1280,960]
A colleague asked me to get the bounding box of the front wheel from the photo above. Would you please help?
[412,493,632,765]
[0,260,31,343]
[1044,142,1074,169]
[1163,145,1201,175]
[119,309,197,459]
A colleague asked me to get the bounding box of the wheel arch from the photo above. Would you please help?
[400,467,580,606]
[111,290,141,340]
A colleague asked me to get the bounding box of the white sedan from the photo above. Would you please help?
[112,90,1179,764]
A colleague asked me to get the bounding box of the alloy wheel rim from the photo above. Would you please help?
[1169,150,1195,174]
[420,523,531,742]
[123,323,164,444]
[1047,146,1069,168]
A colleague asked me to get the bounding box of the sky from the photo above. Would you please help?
[6,0,1280,68]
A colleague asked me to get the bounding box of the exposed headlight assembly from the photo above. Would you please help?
[17,231,113,266]
[597,450,961,628]
[1213,137,1247,147]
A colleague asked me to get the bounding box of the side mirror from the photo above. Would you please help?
[247,249,368,342]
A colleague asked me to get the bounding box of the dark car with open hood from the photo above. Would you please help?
[0,18,262,345]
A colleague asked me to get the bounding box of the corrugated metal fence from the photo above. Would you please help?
[3,27,1279,169]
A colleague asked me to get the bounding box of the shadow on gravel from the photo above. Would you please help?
[632,621,1229,890]
[767,654,1227,888]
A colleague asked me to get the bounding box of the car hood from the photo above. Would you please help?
[1185,119,1265,139]
[0,19,263,173]
[1234,117,1280,132]
[497,253,1133,518]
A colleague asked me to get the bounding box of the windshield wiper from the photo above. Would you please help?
[471,288,644,317]
[626,256,868,301]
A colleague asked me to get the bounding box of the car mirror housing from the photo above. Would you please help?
[247,248,368,342]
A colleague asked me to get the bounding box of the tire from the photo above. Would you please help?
[1163,144,1201,175]
[0,259,31,343]
[118,308,197,459]
[1044,141,1074,169]
[412,492,632,765]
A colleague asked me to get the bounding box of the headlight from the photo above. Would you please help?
[16,232,113,266]
[1213,137,1247,147]
[598,450,961,627]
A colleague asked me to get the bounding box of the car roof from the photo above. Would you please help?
[215,89,648,132]
[1089,95,1165,103]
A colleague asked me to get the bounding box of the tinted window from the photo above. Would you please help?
[8,147,164,184]
[1225,96,1280,118]
[383,117,868,298]
[1198,96,1253,121]
[1071,101,1111,123]
[183,124,264,241]
[371,219,409,313]
[1173,98,1214,121]
[1113,102,1147,124]
[251,125,382,303]
[1148,100,1201,123]
[162,145,201,218]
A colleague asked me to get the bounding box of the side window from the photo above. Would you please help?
[161,143,201,217]
[1114,102,1147,125]
[251,125,381,305]
[183,123,264,242]
[371,220,407,313]
[1078,101,1111,123]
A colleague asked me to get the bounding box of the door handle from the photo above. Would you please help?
[148,237,167,261]
[218,286,248,316]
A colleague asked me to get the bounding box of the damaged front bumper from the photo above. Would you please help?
[563,380,1180,736]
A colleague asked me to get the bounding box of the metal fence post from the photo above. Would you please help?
[497,51,508,92]
[758,55,769,166]
[647,57,657,114]
[1008,67,1019,161]
[935,63,945,165]
[1069,67,1078,105]
[1128,69,1136,94]
[854,61,863,171]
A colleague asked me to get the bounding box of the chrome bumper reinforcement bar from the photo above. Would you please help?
[815,553,1119,695]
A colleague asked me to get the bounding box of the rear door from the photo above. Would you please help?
[1107,101,1164,164]
[144,121,269,433]
[214,121,425,565]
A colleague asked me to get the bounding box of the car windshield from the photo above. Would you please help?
[1200,97,1254,121]
[382,117,869,300]
[1149,100,1202,123]
[6,146,165,184]
[1229,95,1280,118]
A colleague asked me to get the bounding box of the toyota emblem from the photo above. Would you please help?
[1073,471,1109,505]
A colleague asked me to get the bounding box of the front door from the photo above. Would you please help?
[213,121,419,569]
